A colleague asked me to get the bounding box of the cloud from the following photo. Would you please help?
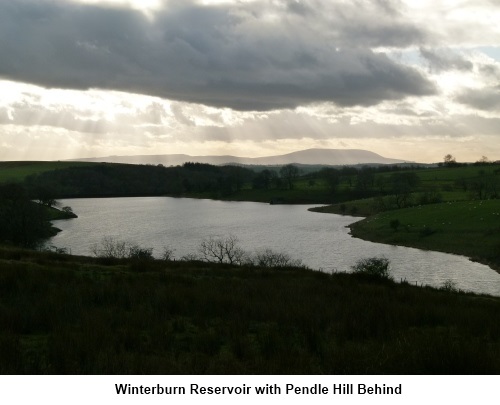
[0,107,11,124]
[2,92,136,135]
[420,48,473,73]
[478,63,500,79]
[456,86,500,111]
[170,104,196,127]
[136,102,168,125]
[0,0,436,111]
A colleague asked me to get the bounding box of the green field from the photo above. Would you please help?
[310,197,378,217]
[198,181,336,204]
[225,164,498,204]
[0,161,96,184]
[349,200,500,270]
[1,247,499,374]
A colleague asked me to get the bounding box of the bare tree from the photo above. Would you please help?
[199,235,246,265]
[91,236,129,258]
[161,246,175,261]
[90,236,153,260]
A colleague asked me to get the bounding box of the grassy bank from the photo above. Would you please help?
[1,246,500,374]
[310,198,375,217]
[0,161,95,183]
[348,200,500,271]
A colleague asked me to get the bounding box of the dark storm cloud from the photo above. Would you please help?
[419,48,473,73]
[317,0,427,48]
[0,0,436,111]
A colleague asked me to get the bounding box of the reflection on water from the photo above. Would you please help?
[49,197,500,296]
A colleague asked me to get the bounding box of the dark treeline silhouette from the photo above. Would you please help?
[18,160,500,207]
[22,162,429,199]
[23,163,256,198]
[0,183,56,248]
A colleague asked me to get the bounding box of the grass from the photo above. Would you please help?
[310,198,377,217]
[221,187,334,204]
[0,246,500,374]
[349,200,500,271]
[0,161,96,184]
[221,165,498,205]
[309,190,474,217]
[187,178,337,204]
[415,165,497,183]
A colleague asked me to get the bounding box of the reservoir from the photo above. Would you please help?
[48,197,500,296]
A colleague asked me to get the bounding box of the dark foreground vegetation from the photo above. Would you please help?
[0,183,76,248]
[1,246,499,374]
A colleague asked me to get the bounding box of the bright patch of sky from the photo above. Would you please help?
[475,47,500,61]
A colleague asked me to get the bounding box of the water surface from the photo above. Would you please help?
[49,197,500,296]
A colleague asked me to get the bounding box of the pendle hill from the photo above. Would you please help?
[70,148,411,166]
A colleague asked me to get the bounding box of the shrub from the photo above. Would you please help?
[252,248,305,268]
[128,245,154,260]
[418,190,442,205]
[161,246,175,261]
[390,219,400,231]
[42,245,70,255]
[419,227,436,237]
[441,279,458,292]
[180,253,199,261]
[90,236,153,260]
[91,236,128,259]
[351,257,391,279]
[340,204,347,214]
[62,206,75,215]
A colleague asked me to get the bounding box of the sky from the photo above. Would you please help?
[0,0,499,163]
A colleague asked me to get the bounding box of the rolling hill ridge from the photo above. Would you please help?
[71,148,410,166]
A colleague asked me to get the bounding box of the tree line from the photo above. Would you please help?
[2,158,498,250]
[23,163,256,198]
[0,183,57,248]
[20,161,430,199]
[18,159,500,208]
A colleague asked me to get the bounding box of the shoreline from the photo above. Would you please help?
[346,216,500,274]
[52,195,500,274]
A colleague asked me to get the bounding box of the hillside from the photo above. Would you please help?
[348,200,500,271]
[0,161,96,184]
[71,148,409,166]
[0,246,499,374]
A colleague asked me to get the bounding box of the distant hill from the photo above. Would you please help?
[71,148,410,166]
